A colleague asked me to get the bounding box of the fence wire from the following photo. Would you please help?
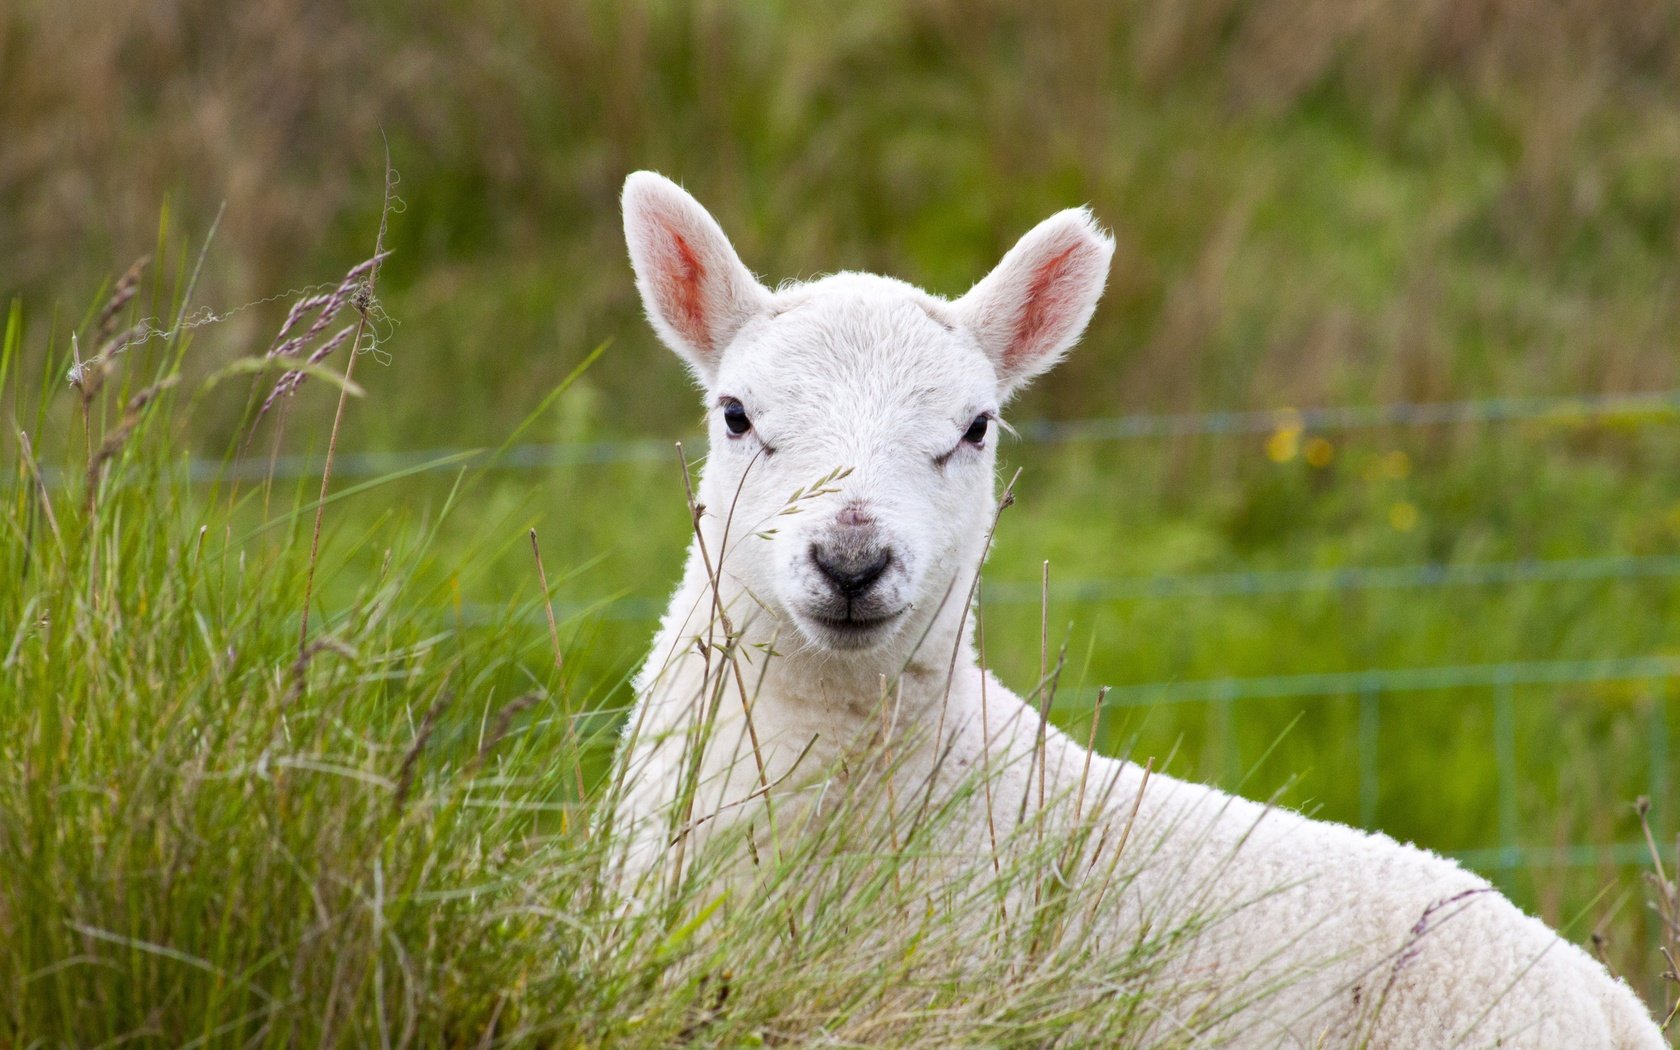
[77,383,1680,875]
[1044,655,1677,873]
[175,385,1680,482]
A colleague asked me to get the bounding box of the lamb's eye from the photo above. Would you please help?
[963,414,989,446]
[722,398,752,436]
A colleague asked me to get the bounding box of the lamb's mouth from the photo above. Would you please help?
[803,608,906,648]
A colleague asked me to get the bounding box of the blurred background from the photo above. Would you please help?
[5,0,1680,993]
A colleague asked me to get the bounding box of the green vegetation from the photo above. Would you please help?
[3,0,1680,1041]
[0,258,1311,1047]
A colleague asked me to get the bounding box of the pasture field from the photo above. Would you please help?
[2,206,1677,1046]
[4,0,1680,1043]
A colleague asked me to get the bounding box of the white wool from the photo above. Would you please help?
[609,171,1666,1048]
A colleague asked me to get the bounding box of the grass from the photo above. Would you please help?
[8,0,1680,443]
[2,206,1676,1046]
[4,0,1680,1038]
[0,253,1327,1048]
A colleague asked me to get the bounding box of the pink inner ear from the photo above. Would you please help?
[1010,243,1081,368]
[663,230,710,353]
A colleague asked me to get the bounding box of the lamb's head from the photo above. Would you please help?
[623,172,1113,658]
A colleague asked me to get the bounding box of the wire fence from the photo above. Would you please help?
[460,592,1678,874]
[367,387,1672,878]
[456,553,1680,629]
[1049,654,1678,872]
[63,383,1680,877]
[168,385,1680,481]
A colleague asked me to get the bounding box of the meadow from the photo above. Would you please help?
[3,0,1680,1043]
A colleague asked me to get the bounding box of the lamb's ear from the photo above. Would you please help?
[953,208,1114,395]
[622,171,770,382]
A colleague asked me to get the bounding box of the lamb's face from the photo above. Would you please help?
[704,282,1002,652]
[622,171,1114,657]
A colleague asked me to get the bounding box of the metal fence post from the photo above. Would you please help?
[1359,678,1380,827]
[1214,681,1236,787]
[1652,681,1672,836]
[1494,673,1519,869]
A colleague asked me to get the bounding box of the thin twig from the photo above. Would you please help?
[933,468,1023,754]
[675,441,770,794]
[1037,561,1054,817]
[1075,686,1108,825]
[285,636,357,706]
[1635,796,1679,1030]
[878,674,905,900]
[1016,641,1066,830]
[1024,642,1067,918]
[297,314,366,654]
[668,733,819,848]
[974,580,1002,878]
[1087,757,1154,928]
[668,651,736,900]
[973,582,1008,930]
[1040,559,1049,707]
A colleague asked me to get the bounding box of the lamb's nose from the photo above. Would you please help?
[811,545,892,599]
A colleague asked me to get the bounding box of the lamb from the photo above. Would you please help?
[606,170,1666,1048]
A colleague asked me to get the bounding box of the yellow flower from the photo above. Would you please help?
[1388,500,1419,531]
[1304,437,1334,468]
[1265,429,1299,463]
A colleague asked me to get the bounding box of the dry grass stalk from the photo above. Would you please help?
[1075,686,1109,824]
[973,580,1004,883]
[297,154,396,657]
[932,468,1023,752]
[666,734,818,850]
[66,256,150,395]
[256,251,389,421]
[478,692,541,763]
[67,334,100,468]
[392,692,453,815]
[667,648,738,898]
[83,375,180,517]
[1636,796,1679,1031]
[877,674,907,898]
[16,430,61,549]
[92,255,149,345]
[528,529,564,674]
[1017,641,1065,831]
[284,635,358,706]
[674,440,770,795]
[1036,562,1054,816]
[903,469,1023,849]
[1086,756,1154,928]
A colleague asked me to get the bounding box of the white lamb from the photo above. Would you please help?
[607,170,1666,1048]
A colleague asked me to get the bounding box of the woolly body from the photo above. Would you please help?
[609,171,1665,1048]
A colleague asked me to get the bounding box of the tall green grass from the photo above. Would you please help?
[5,236,1677,1045]
[6,0,1680,1022]
[0,243,1330,1048]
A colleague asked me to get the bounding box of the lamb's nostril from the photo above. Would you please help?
[811,545,892,599]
